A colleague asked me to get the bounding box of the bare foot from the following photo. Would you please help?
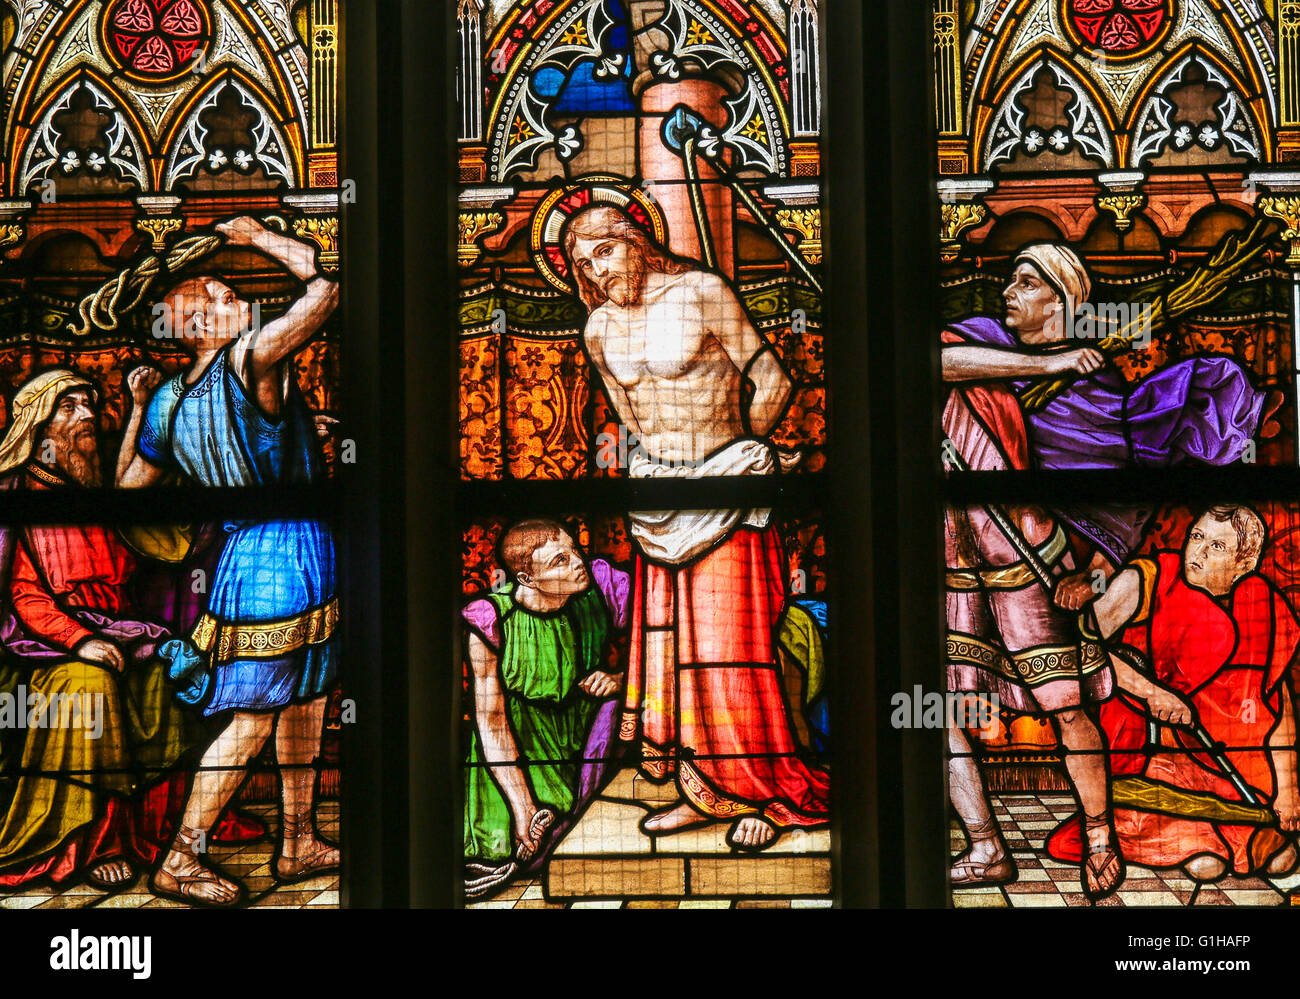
[152,850,242,906]
[640,801,712,835]
[86,859,134,890]
[727,816,778,852]
[1184,852,1228,882]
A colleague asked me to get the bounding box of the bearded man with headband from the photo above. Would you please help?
[0,370,258,892]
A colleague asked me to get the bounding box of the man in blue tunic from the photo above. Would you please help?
[118,216,340,905]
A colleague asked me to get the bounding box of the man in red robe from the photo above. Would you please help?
[0,370,258,892]
[1047,505,1300,880]
[563,205,829,850]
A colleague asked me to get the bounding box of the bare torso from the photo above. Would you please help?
[586,270,748,466]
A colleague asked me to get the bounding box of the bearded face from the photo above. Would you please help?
[41,389,101,487]
[569,234,648,308]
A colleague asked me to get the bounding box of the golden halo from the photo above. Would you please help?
[529,175,668,294]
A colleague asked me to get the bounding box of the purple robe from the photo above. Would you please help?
[949,317,1268,563]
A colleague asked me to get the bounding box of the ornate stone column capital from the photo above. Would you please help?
[775,207,822,266]
[1095,171,1146,234]
[459,212,504,268]
[283,192,341,272]
[1095,194,1146,234]
[458,186,515,269]
[134,195,184,253]
[939,203,986,262]
[937,178,993,262]
[0,200,34,264]
[1259,196,1300,267]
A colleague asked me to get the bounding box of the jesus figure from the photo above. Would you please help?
[561,204,829,852]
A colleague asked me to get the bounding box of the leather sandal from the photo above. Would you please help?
[951,814,1016,888]
[151,865,244,906]
[951,853,1017,887]
[150,825,243,906]
[274,808,340,883]
[1081,812,1125,901]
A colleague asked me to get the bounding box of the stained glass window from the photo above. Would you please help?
[935,0,1300,907]
[0,0,343,908]
[458,0,833,908]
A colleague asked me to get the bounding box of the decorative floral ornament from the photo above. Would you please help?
[1064,0,1172,60]
[555,126,583,162]
[103,0,211,80]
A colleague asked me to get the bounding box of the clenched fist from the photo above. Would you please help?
[127,366,163,406]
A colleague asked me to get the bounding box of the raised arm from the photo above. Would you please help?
[116,367,166,489]
[942,344,1105,383]
[703,273,792,436]
[215,218,340,382]
[117,367,168,489]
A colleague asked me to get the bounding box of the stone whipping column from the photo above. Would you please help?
[638,78,736,278]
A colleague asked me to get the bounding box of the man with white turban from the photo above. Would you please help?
[945,242,1280,483]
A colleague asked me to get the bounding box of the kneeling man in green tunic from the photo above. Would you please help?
[462,519,629,899]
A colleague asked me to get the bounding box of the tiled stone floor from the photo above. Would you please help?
[0,801,339,910]
[952,794,1300,907]
[468,768,834,909]
[466,879,834,909]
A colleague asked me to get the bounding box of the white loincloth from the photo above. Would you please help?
[627,438,802,565]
